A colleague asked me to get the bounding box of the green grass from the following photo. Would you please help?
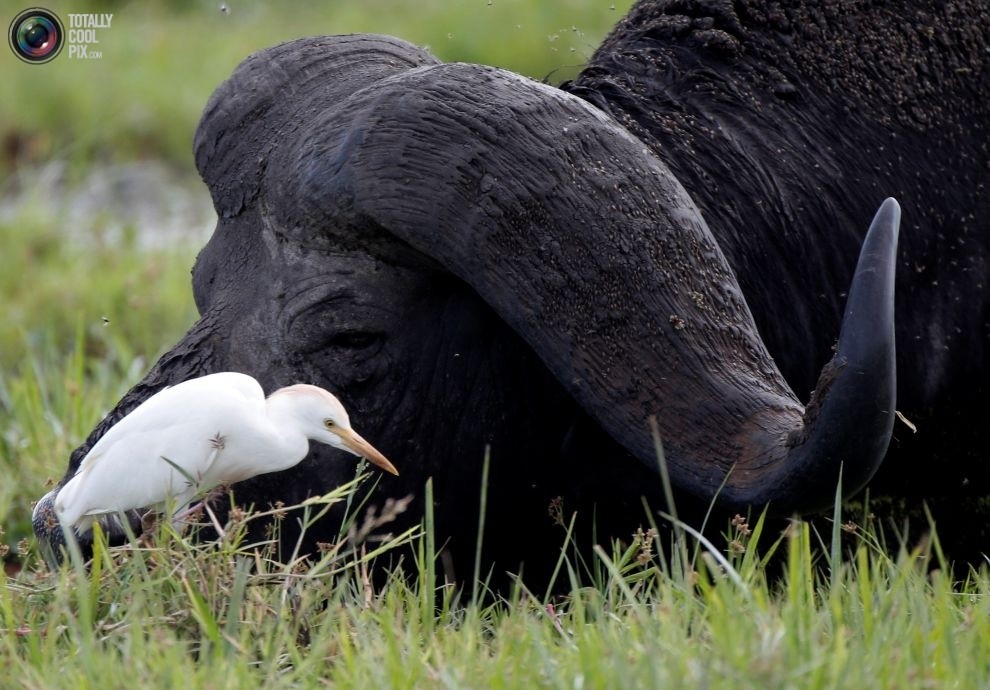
[3,481,989,688]
[2,1,990,686]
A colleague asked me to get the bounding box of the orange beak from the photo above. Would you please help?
[338,429,399,476]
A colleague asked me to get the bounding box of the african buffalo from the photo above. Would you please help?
[35,1,989,575]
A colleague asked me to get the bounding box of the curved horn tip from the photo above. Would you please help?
[838,197,901,360]
[869,197,901,247]
[729,198,902,515]
[785,197,901,510]
[877,196,900,219]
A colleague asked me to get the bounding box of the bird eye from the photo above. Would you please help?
[324,419,335,429]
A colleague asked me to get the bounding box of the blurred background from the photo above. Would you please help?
[3,0,633,182]
[0,1,631,561]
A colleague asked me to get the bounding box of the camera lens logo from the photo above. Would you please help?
[9,8,63,64]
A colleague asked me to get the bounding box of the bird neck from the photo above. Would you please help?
[263,392,314,470]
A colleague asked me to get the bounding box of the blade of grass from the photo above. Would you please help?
[420,477,436,635]
[471,446,491,605]
[830,463,844,592]
[223,555,251,652]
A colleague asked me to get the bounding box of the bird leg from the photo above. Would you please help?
[172,484,232,525]
[138,510,160,547]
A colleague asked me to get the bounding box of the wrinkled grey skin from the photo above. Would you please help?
[34,1,989,577]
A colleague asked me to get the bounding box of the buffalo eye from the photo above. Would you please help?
[325,331,382,350]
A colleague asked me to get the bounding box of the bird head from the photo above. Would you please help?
[278,384,398,476]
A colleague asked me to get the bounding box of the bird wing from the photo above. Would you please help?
[76,372,264,474]
[55,372,267,526]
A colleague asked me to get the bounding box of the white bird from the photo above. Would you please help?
[53,372,397,535]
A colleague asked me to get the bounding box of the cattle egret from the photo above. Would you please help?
[54,372,397,535]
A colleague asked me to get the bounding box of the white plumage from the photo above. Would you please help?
[53,372,397,534]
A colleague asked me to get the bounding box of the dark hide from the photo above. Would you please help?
[564,0,990,535]
[34,5,989,576]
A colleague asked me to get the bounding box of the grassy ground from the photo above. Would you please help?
[3,479,989,688]
[2,1,989,687]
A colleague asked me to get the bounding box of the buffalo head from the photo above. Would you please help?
[33,31,903,575]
